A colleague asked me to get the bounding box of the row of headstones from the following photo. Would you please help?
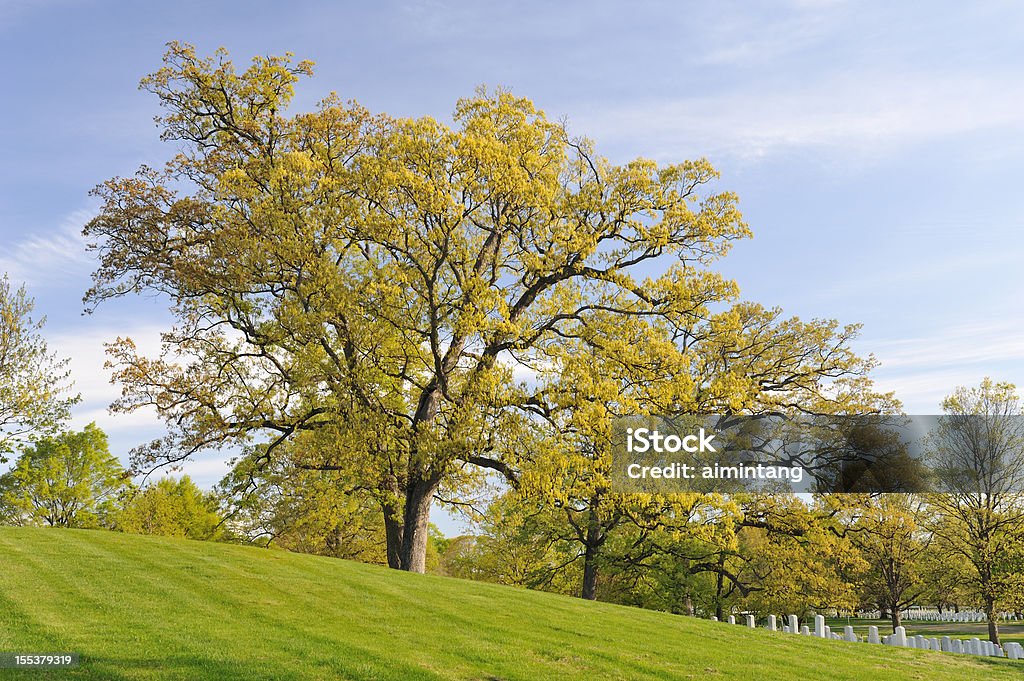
[903,610,1019,622]
[857,609,1020,623]
[710,613,1024,661]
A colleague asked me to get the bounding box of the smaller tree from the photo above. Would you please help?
[117,476,223,540]
[828,494,930,632]
[926,378,1024,645]
[0,275,77,461]
[0,423,130,528]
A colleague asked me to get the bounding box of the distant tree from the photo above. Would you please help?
[0,275,77,461]
[0,423,130,528]
[117,476,223,540]
[828,494,930,632]
[926,378,1024,646]
[219,435,388,564]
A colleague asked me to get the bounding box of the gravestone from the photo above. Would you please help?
[892,626,907,647]
[814,615,826,638]
[867,626,880,644]
[767,615,777,632]
[844,625,857,643]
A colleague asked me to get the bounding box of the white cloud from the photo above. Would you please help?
[47,321,167,436]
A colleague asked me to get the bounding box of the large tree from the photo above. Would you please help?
[0,275,77,461]
[83,43,757,572]
[83,43,895,574]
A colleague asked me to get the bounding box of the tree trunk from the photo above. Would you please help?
[580,507,603,600]
[581,546,599,600]
[714,556,726,621]
[397,477,438,573]
[984,598,1001,646]
[890,608,902,632]
[684,594,695,617]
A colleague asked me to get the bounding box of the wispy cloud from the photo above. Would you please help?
[575,70,1024,162]
[0,208,95,289]
[693,1,843,67]
[867,320,1024,412]
[872,320,1024,372]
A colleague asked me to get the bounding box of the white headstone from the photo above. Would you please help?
[868,626,880,644]
[789,615,799,633]
[767,615,777,632]
[711,616,718,622]
[728,615,736,625]
[893,626,907,647]
[941,636,952,652]
[814,614,826,638]
[801,625,810,636]
[844,625,857,643]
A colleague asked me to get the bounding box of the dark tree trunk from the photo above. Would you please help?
[984,598,1001,646]
[580,506,603,600]
[382,499,404,570]
[890,608,902,632]
[714,555,726,621]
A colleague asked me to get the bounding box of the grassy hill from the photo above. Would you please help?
[0,528,1018,680]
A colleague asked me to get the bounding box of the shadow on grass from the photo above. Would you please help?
[0,652,447,681]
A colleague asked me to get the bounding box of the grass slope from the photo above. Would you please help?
[0,528,1018,681]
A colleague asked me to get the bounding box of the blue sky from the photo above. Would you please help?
[1,0,1022,533]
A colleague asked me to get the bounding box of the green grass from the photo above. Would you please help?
[0,528,1020,680]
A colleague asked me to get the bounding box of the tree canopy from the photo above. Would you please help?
[0,423,129,528]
